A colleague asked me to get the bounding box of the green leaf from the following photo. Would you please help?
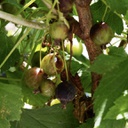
[22,80,49,107]
[91,1,123,34]
[91,1,106,24]
[103,0,128,14]
[89,47,127,74]
[124,10,128,24]
[74,54,90,66]
[104,92,128,120]
[10,121,20,128]
[36,0,49,9]
[77,123,86,128]
[0,119,10,128]
[0,31,20,71]
[104,11,123,34]
[89,54,125,74]
[93,58,128,128]
[70,55,89,75]
[80,70,91,92]
[78,118,94,128]
[70,59,84,75]
[6,70,22,85]
[108,46,127,57]
[0,82,23,128]
[2,0,21,15]
[94,119,126,128]
[4,0,21,5]
[19,104,79,128]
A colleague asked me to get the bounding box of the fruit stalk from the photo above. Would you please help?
[62,41,69,81]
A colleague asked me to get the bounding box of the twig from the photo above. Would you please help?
[75,0,102,93]
[0,10,45,29]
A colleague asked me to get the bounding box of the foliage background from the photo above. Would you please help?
[0,0,128,128]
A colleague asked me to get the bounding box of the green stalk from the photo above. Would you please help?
[46,0,59,25]
[17,0,36,15]
[39,32,49,68]
[102,6,108,21]
[42,0,57,14]
[102,0,124,21]
[62,41,69,81]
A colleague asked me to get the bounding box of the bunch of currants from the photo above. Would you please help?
[23,18,114,107]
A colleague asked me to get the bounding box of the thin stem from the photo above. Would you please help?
[0,11,44,29]
[0,28,31,69]
[39,31,49,67]
[62,41,69,81]
[0,77,21,82]
[102,6,108,21]
[114,11,124,20]
[101,0,110,8]
[46,0,58,25]
[102,0,124,21]
[17,0,36,15]
[42,0,57,14]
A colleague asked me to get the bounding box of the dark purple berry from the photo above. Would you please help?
[55,81,76,107]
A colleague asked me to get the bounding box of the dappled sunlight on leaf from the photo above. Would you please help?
[93,58,128,127]
[104,90,128,120]
[94,99,107,128]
